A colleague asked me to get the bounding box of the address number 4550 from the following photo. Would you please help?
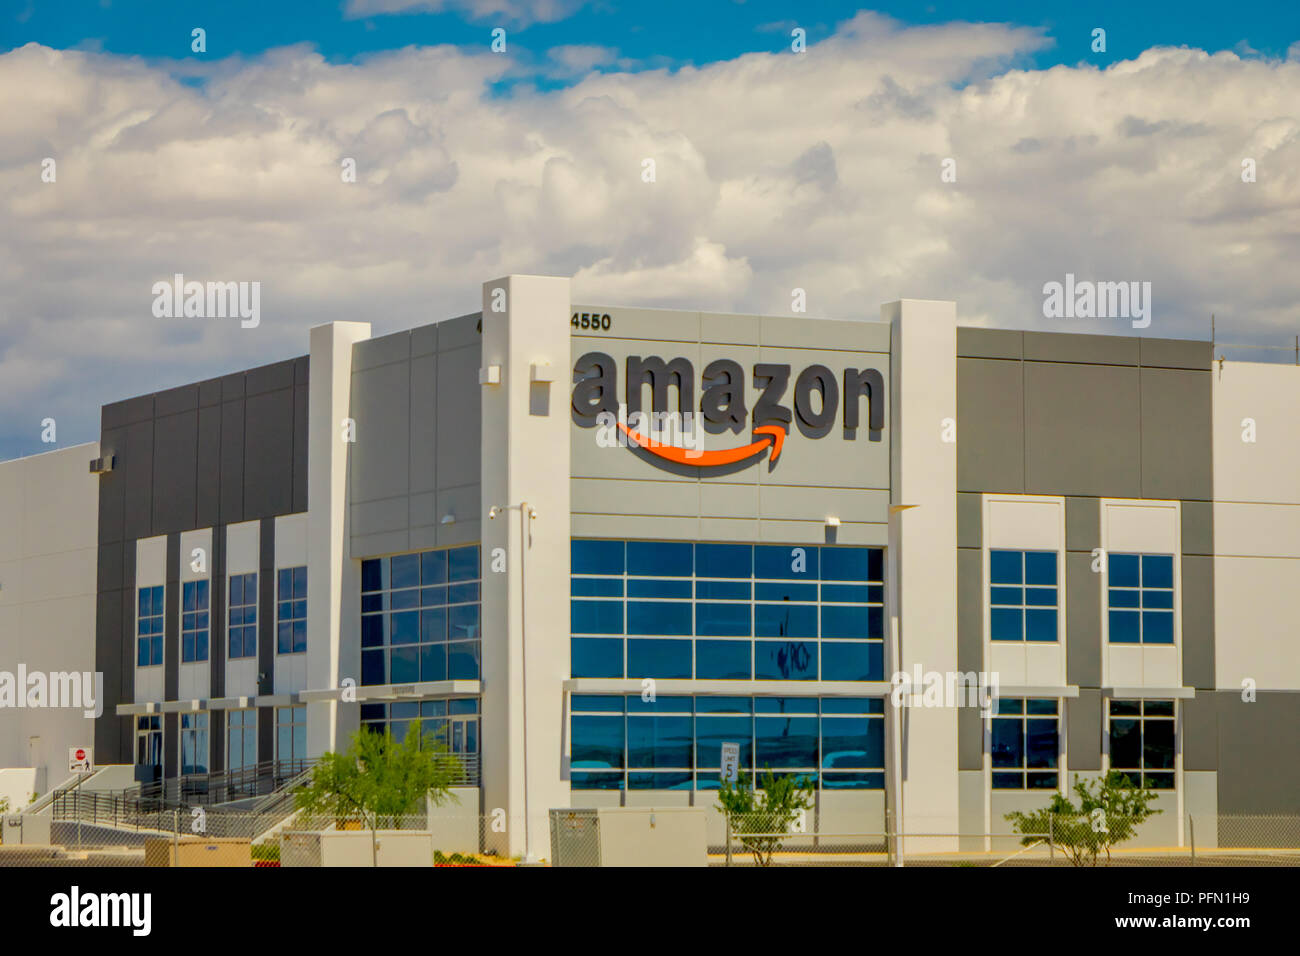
[572,312,612,331]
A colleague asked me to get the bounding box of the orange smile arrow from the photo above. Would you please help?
[617,423,786,467]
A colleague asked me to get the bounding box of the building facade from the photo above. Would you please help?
[7,274,1297,856]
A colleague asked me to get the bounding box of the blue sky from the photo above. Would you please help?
[4,0,1298,75]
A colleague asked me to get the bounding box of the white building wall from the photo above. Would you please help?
[1099,499,1182,689]
[0,443,100,797]
[225,520,261,698]
[177,528,212,702]
[1211,361,1300,691]
[134,535,167,704]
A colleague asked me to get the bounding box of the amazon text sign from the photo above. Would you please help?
[572,352,885,471]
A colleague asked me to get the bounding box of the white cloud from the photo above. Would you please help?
[2,11,1300,458]
[343,0,589,27]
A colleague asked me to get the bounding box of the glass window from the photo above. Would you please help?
[1108,553,1175,644]
[181,580,210,664]
[360,547,481,685]
[136,585,165,668]
[228,572,258,659]
[570,540,884,681]
[227,710,257,774]
[275,705,307,767]
[569,696,884,791]
[180,713,209,775]
[1109,699,1176,790]
[277,567,308,654]
[991,698,1059,790]
[990,550,1058,643]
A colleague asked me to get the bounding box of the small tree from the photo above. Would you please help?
[1005,771,1161,866]
[295,719,461,866]
[716,768,814,866]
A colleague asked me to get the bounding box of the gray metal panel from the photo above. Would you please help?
[956,327,1022,360]
[956,357,1024,493]
[220,401,245,523]
[221,373,245,402]
[409,354,438,496]
[1065,551,1101,687]
[163,712,178,779]
[154,384,199,418]
[1022,331,1139,366]
[412,323,438,357]
[1140,367,1212,501]
[293,384,309,514]
[243,389,296,519]
[353,330,412,371]
[258,705,274,763]
[1066,690,1102,771]
[1181,555,1215,690]
[152,411,198,534]
[93,587,125,761]
[121,420,155,541]
[1065,497,1099,553]
[196,405,222,530]
[198,378,222,407]
[97,426,127,544]
[210,528,226,709]
[97,541,124,593]
[352,497,410,538]
[294,354,309,386]
[350,363,411,502]
[1180,693,1217,771]
[1216,692,1300,813]
[437,347,481,489]
[1181,500,1213,556]
[958,705,983,771]
[437,313,481,351]
[1024,362,1141,497]
[245,359,296,397]
[164,534,180,705]
[258,519,274,695]
[957,548,982,674]
[1139,337,1210,371]
[957,493,981,549]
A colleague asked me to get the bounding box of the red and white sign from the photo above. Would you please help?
[68,747,93,773]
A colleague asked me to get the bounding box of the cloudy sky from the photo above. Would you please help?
[2,1,1300,460]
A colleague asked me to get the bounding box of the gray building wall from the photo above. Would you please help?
[955,329,1214,697]
[954,328,1216,815]
[95,357,309,764]
[346,314,482,558]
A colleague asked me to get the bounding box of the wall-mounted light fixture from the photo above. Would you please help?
[440,514,455,525]
[478,365,501,385]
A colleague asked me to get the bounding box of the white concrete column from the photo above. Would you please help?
[479,275,572,859]
[885,299,959,853]
[306,320,371,758]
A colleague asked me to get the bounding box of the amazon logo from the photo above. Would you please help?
[572,352,884,471]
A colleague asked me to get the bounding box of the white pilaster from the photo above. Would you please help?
[480,275,573,859]
[307,320,371,758]
[885,299,959,853]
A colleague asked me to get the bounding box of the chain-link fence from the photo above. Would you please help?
[713,812,1300,866]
